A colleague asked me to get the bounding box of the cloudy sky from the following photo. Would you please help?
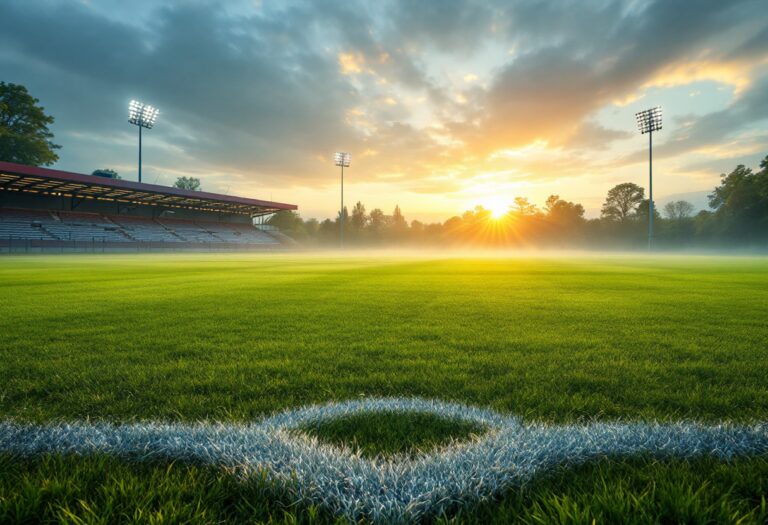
[2,0,767,220]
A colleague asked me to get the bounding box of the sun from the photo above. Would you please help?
[482,197,509,219]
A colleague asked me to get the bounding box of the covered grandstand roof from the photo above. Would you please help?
[0,161,297,216]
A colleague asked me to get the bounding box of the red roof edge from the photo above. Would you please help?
[0,161,298,211]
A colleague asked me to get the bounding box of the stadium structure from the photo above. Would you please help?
[0,161,298,252]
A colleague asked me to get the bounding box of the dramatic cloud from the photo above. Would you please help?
[1,0,767,218]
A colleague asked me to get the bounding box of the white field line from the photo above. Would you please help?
[1,397,767,524]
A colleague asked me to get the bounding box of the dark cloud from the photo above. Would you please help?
[387,0,497,53]
[727,18,768,62]
[0,0,766,202]
[455,0,767,151]
[0,0,365,184]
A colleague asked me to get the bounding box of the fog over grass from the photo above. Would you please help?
[1,252,767,424]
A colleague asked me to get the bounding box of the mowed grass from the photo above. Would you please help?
[297,411,487,458]
[1,252,768,523]
[1,252,767,423]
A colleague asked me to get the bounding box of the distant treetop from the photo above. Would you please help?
[173,176,201,191]
[91,169,121,180]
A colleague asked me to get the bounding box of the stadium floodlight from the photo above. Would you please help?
[334,152,351,248]
[128,100,160,183]
[635,106,662,249]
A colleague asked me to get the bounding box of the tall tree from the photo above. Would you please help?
[92,168,121,180]
[707,163,768,241]
[336,205,349,223]
[513,197,537,216]
[350,201,368,231]
[267,210,303,233]
[369,208,387,234]
[391,205,405,224]
[389,205,408,238]
[636,199,662,222]
[601,183,644,221]
[545,195,585,224]
[173,176,201,191]
[0,82,60,166]
[663,200,694,220]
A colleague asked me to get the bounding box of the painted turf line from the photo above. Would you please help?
[1,397,767,523]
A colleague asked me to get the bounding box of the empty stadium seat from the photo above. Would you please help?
[0,207,282,247]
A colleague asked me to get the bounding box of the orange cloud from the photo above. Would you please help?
[338,52,365,75]
[644,60,755,95]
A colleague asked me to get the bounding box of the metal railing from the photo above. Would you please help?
[0,237,287,254]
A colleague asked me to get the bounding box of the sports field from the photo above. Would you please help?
[1,253,768,523]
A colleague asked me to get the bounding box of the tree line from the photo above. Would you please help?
[269,155,768,249]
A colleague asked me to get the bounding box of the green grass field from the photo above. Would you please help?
[1,253,768,523]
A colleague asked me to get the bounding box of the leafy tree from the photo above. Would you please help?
[663,200,694,220]
[92,169,121,180]
[318,218,337,243]
[601,183,644,221]
[758,155,768,204]
[545,195,585,224]
[303,218,320,237]
[392,205,406,227]
[513,197,537,216]
[0,82,60,166]
[350,201,368,231]
[369,208,387,237]
[267,210,304,234]
[708,165,754,210]
[390,205,407,235]
[636,199,662,222]
[336,206,349,223]
[173,176,202,191]
[707,163,768,242]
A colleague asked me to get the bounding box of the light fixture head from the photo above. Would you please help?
[635,106,662,134]
[334,151,351,167]
[129,99,160,129]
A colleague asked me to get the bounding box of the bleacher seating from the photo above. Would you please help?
[195,220,278,244]
[156,218,219,243]
[47,211,130,242]
[109,215,180,243]
[0,207,282,247]
[0,208,58,241]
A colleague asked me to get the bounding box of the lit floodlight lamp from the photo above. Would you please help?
[128,100,159,129]
[128,99,160,182]
[635,106,662,249]
[335,151,351,167]
[334,152,351,248]
[636,106,662,135]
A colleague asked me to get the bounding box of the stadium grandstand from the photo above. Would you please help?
[0,161,297,252]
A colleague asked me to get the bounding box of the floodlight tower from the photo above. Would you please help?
[635,106,662,249]
[334,151,351,248]
[128,100,159,183]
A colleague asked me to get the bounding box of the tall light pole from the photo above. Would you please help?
[128,100,159,183]
[635,106,662,249]
[334,151,351,248]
